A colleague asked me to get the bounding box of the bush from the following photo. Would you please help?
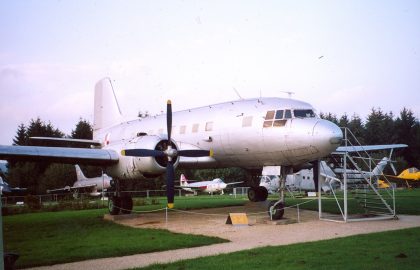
[24,195,42,210]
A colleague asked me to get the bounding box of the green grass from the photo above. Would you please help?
[139,226,420,270]
[132,195,247,212]
[3,190,420,268]
[283,188,420,215]
[3,195,246,268]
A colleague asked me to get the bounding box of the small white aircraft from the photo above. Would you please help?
[179,174,242,195]
[47,165,112,198]
[0,77,405,218]
[0,176,27,195]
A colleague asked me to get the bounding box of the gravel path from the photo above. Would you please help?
[29,203,420,270]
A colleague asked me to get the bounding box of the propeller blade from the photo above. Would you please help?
[166,161,175,208]
[121,149,165,157]
[167,100,172,142]
[178,149,213,157]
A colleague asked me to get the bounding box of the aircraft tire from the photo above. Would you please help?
[108,197,121,215]
[120,197,133,214]
[268,200,285,220]
[257,186,268,201]
[247,187,259,202]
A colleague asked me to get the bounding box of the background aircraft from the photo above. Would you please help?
[253,162,340,201]
[47,165,112,198]
[253,154,404,201]
[0,77,345,218]
[179,174,242,195]
[383,167,420,187]
[0,176,27,196]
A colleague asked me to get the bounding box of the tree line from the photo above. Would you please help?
[5,107,420,195]
[319,107,419,170]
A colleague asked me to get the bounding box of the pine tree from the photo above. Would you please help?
[71,118,93,139]
[13,123,27,146]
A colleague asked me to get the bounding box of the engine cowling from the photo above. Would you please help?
[107,135,179,180]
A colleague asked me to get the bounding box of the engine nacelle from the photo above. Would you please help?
[106,135,179,180]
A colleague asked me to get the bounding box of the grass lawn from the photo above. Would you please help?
[3,189,419,268]
[284,188,420,216]
[3,195,246,268]
[139,226,420,270]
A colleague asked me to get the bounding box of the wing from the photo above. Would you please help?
[0,145,119,166]
[47,186,71,193]
[70,184,97,190]
[334,144,407,153]
[225,181,243,186]
[382,174,419,182]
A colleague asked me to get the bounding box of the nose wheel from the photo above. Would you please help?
[268,200,285,220]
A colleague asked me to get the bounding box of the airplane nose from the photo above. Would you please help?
[313,120,343,151]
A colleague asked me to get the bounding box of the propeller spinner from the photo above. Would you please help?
[121,100,212,208]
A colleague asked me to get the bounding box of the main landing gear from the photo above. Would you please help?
[247,186,268,202]
[108,196,133,215]
[107,179,134,215]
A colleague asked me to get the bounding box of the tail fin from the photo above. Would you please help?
[93,78,124,134]
[320,161,336,177]
[180,174,189,186]
[372,157,389,176]
[75,165,87,181]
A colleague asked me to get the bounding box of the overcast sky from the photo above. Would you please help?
[0,0,419,145]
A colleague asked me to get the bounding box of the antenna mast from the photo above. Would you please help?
[280,91,295,99]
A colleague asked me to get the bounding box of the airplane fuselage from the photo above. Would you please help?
[95,98,343,179]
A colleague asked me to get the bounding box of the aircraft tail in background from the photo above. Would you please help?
[75,165,87,181]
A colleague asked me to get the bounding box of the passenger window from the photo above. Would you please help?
[242,116,253,127]
[285,110,292,119]
[275,110,284,119]
[192,123,199,133]
[265,111,275,120]
[205,122,213,131]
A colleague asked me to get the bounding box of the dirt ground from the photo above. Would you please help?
[30,202,420,270]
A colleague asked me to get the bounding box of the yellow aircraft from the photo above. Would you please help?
[383,167,420,187]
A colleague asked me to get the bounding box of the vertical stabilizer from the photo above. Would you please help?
[75,165,87,181]
[372,157,389,176]
[180,174,188,186]
[93,78,124,133]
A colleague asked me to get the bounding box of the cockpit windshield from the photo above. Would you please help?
[293,109,316,118]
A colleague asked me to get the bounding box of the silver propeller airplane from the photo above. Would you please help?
[0,77,345,218]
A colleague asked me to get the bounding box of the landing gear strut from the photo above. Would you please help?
[267,166,292,220]
[107,179,133,215]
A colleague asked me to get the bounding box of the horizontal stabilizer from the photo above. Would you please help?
[30,137,102,147]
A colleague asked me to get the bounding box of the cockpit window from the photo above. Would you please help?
[294,109,316,118]
[284,110,292,119]
[265,110,275,120]
[264,109,288,128]
[408,168,419,173]
[275,110,284,119]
